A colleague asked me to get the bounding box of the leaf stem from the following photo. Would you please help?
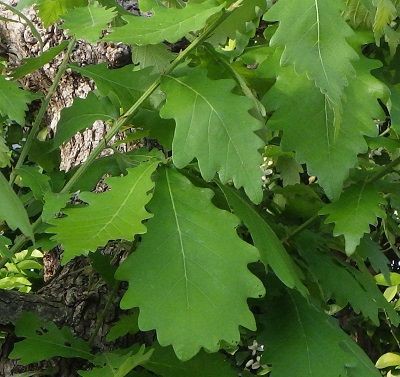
[367,155,400,183]
[9,38,76,185]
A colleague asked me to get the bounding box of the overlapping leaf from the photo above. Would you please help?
[320,182,386,255]
[61,2,117,43]
[132,44,175,74]
[265,57,386,200]
[104,0,224,45]
[79,347,153,377]
[71,64,156,111]
[0,75,36,124]
[52,92,119,148]
[161,68,264,203]
[116,167,265,360]
[50,161,158,264]
[264,0,357,107]
[145,344,238,377]
[220,184,307,295]
[9,312,92,365]
[260,290,381,377]
[0,172,33,239]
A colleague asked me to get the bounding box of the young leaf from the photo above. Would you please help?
[106,312,139,342]
[0,75,36,124]
[78,346,153,377]
[160,68,264,204]
[264,0,357,107]
[319,182,386,255]
[0,172,33,239]
[36,0,87,27]
[104,0,224,45]
[9,312,93,365]
[52,92,119,148]
[61,2,117,43]
[220,184,307,295]
[71,64,156,111]
[260,290,381,377]
[116,167,265,360]
[265,57,386,200]
[373,0,397,42]
[49,161,158,264]
[145,344,238,377]
[15,165,51,200]
[11,41,69,79]
[0,135,11,168]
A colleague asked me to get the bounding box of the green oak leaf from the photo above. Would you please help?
[265,57,386,200]
[260,290,381,377]
[0,171,33,239]
[42,192,70,222]
[145,344,238,377]
[52,92,119,148]
[78,346,153,377]
[104,0,224,45]
[0,75,36,124]
[160,68,264,204]
[49,161,158,264]
[132,44,175,74]
[295,231,395,325]
[12,41,68,79]
[9,312,93,365]
[106,312,139,341]
[0,135,11,168]
[15,165,51,200]
[373,0,397,43]
[61,2,117,43]
[116,167,265,360]
[71,64,156,111]
[219,184,307,295]
[36,0,87,27]
[319,182,386,255]
[207,0,266,46]
[264,0,357,108]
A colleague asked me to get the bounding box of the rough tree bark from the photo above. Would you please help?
[0,1,142,375]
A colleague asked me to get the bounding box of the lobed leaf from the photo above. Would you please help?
[116,167,265,360]
[161,68,264,203]
[9,312,92,365]
[265,57,386,200]
[320,182,386,255]
[49,161,158,264]
[61,2,117,43]
[264,0,358,107]
[104,0,224,45]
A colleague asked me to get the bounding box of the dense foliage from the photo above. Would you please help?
[1,0,400,375]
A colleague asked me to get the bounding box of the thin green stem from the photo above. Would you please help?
[9,38,76,185]
[282,213,319,243]
[0,1,44,52]
[367,155,400,183]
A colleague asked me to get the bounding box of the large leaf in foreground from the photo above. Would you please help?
[9,312,92,365]
[265,58,386,200]
[104,0,224,45]
[53,92,118,148]
[116,167,265,360]
[260,290,381,377]
[0,171,33,239]
[320,182,386,255]
[264,0,357,106]
[50,161,158,264]
[220,184,307,295]
[161,68,264,204]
